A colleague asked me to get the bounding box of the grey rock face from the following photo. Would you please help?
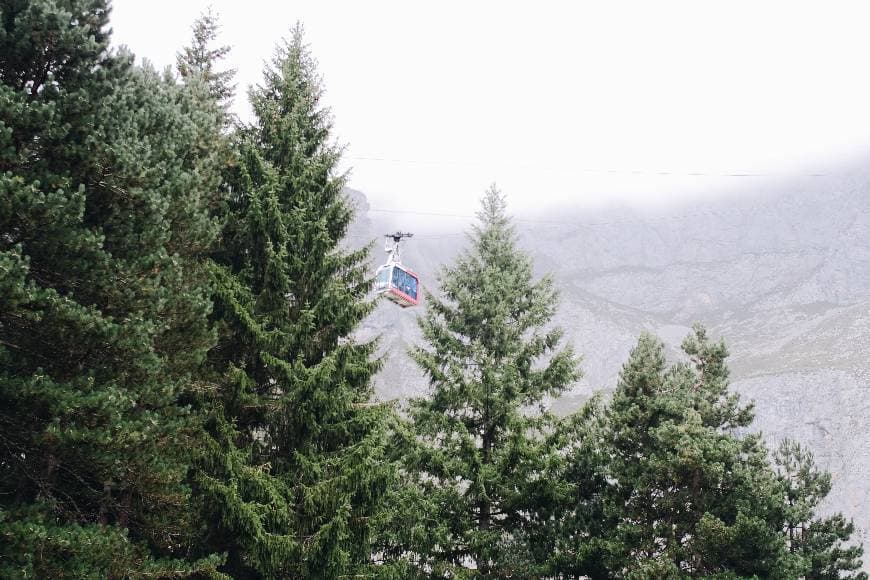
[347,175,870,550]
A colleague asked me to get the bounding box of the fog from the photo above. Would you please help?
[111,1,870,215]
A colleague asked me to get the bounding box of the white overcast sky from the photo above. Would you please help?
[110,1,870,216]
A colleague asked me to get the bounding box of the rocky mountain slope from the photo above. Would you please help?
[345,171,870,548]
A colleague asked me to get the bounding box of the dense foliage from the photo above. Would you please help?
[382,187,581,577]
[602,329,797,577]
[190,25,396,579]
[0,2,863,579]
[0,0,223,576]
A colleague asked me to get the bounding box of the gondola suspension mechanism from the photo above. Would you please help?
[374,231,420,307]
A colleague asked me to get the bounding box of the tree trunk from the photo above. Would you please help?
[478,428,493,575]
[480,428,492,531]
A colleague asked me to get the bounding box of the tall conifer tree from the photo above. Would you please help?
[0,0,223,575]
[192,26,394,579]
[774,439,866,579]
[176,8,236,117]
[396,186,580,577]
[604,327,799,577]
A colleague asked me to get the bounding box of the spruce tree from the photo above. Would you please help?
[395,186,580,577]
[192,26,394,579]
[774,439,866,579]
[176,8,236,117]
[604,326,799,577]
[0,0,222,575]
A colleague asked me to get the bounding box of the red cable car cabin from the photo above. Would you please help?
[374,262,419,307]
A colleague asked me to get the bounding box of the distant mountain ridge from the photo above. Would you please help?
[345,174,870,553]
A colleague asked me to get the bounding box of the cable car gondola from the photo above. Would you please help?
[374,232,419,307]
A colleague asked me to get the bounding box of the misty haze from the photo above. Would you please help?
[3,1,869,578]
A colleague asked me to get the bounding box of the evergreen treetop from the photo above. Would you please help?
[192,25,395,579]
[774,439,867,579]
[398,185,581,577]
[177,7,236,111]
[605,327,799,577]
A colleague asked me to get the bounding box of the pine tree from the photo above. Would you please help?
[395,186,580,577]
[603,326,800,577]
[191,26,395,579]
[774,439,866,579]
[0,0,223,575]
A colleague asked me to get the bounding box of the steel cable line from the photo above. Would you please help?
[345,155,829,179]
